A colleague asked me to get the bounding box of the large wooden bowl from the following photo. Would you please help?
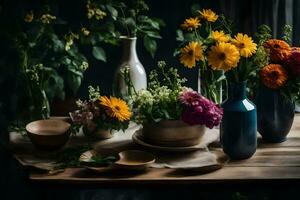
[142,120,205,147]
[26,119,71,150]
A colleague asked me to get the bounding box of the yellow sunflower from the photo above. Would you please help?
[208,42,240,71]
[211,30,230,43]
[181,17,201,31]
[99,96,132,122]
[198,9,218,22]
[179,42,204,68]
[231,33,257,58]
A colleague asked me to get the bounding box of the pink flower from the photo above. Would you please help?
[178,89,201,106]
[179,90,223,128]
[285,50,300,76]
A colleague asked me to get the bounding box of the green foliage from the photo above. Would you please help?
[282,24,293,44]
[123,61,186,124]
[3,4,89,120]
[55,145,116,169]
[81,0,164,59]
[255,24,272,46]
[55,145,92,169]
[92,46,107,62]
[114,0,164,57]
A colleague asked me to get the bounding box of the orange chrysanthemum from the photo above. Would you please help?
[263,39,291,63]
[292,47,300,52]
[260,64,288,89]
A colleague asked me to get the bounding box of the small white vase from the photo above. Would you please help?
[114,36,147,96]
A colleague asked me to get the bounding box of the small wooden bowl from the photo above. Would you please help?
[26,119,71,151]
[114,150,155,170]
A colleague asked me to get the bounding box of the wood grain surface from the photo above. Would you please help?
[23,114,300,185]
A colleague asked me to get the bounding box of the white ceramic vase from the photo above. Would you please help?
[114,36,147,96]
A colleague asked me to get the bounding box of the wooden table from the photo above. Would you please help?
[22,114,300,186]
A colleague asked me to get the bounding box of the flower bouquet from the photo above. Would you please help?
[255,25,300,142]
[123,61,223,147]
[175,9,231,103]
[70,86,132,139]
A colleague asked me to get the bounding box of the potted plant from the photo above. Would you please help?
[9,6,89,121]
[123,61,223,147]
[70,86,132,140]
[255,25,300,143]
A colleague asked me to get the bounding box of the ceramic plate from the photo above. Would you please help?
[113,150,155,170]
[132,129,218,152]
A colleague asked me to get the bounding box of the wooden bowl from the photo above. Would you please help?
[142,120,206,147]
[114,150,155,170]
[26,119,71,150]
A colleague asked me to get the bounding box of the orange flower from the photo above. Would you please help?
[263,39,291,63]
[260,64,288,89]
[292,47,300,52]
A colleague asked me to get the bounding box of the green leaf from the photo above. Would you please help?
[67,74,82,94]
[106,5,118,20]
[143,36,157,58]
[176,30,184,41]
[124,17,136,34]
[92,46,107,62]
[143,30,162,39]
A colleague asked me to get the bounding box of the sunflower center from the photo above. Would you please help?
[114,105,121,111]
[188,50,194,56]
[218,52,226,60]
[238,43,245,49]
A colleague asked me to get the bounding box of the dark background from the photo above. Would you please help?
[1,0,300,199]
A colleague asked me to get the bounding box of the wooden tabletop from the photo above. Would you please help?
[19,114,300,185]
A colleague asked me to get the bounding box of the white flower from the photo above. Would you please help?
[133,89,154,107]
[80,61,89,71]
[152,86,172,103]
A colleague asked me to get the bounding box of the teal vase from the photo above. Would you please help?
[220,81,257,160]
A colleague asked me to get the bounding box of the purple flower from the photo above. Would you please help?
[70,110,94,126]
[285,50,300,76]
[179,90,223,128]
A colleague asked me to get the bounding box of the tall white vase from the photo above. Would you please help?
[113,36,147,96]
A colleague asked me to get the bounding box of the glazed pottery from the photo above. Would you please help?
[142,120,205,147]
[220,81,257,160]
[26,119,70,150]
[113,36,147,96]
[256,86,295,143]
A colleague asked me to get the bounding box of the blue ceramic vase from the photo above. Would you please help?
[256,86,295,143]
[220,81,257,160]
